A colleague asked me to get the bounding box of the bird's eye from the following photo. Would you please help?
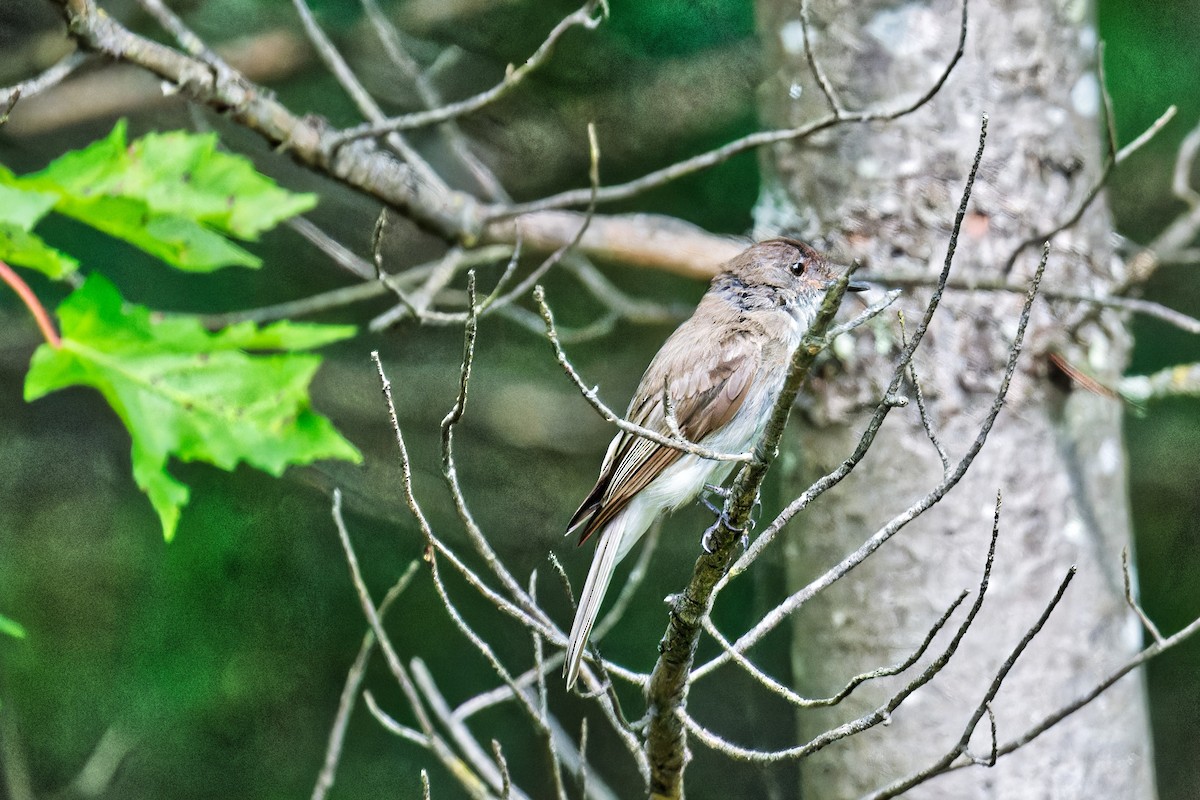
[789,258,806,275]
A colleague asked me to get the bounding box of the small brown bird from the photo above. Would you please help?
[564,238,864,689]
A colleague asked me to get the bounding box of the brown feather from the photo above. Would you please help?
[569,313,760,545]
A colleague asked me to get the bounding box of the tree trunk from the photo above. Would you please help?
[756,0,1157,796]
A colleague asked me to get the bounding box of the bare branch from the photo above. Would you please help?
[38,0,778,272]
[370,352,556,641]
[371,349,648,776]
[861,272,1200,337]
[421,520,547,749]
[332,1,607,144]
[1122,547,1164,643]
[696,237,1046,680]
[534,286,753,463]
[331,491,508,800]
[799,0,843,115]
[410,660,532,800]
[699,588,969,709]
[864,566,1078,799]
[685,498,1004,763]
[136,0,227,67]
[312,560,420,800]
[899,310,950,475]
[527,575,570,800]
[704,113,993,627]
[492,740,514,800]
[331,490,433,733]
[358,0,509,201]
[435,273,563,621]
[362,691,442,747]
[488,0,969,218]
[824,287,901,340]
[1120,362,1200,404]
[952,609,1200,772]
[0,50,87,125]
[999,83,1176,277]
[290,0,446,192]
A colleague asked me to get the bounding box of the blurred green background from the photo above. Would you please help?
[0,1,1197,798]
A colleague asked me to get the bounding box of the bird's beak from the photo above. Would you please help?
[825,277,870,293]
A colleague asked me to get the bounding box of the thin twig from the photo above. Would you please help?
[287,217,376,279]
[438,274,550,615]
[899,310,950,475]
[487,0,969,219]
[1122,547,1163,643]
[799,0,843,115]
[312,560,420,800]
[359,0,510,201]
[290,0,446,192]
[528,574,570,800]
[704,113,992,627]
[362,691,431,746]
[685,498,1003,762]
[364,690,499,800]
[370,121,604,330]
[1002,103,1176,277]
[332,0,607,144]
[966,704,998,767]
[945,609,1200,775]
[371,352,551,637]
[331,492,501,800]
[410,660,532,800]
[1123,113,1200,287]
[136,0,226,67]
[491,740,513,800]
[535,287,752,463]
[371,351,647,772]
[331,490,434,734]
[824,288,901,340]
[695,237,1046,680]
[0,50,87,125]
[864,566,1077,799]
[699,588,969,708]
[859,273,1200,336]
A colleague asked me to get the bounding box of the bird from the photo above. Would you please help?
[563,237,864,689]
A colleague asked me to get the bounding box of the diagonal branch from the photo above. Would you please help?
[863,566,1078,799]
[642,263,860,797]
[330,0,607,144]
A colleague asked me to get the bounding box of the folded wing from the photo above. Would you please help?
[567,328,759,543]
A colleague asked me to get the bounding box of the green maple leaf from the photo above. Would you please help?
[0,179,78,278]
[5,120,316,272]
[24,275,361,540]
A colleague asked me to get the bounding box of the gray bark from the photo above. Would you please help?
[755,0,1157,796]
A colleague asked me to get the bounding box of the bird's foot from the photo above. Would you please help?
[702,482,732,500]
[701,513,751,554]
[700,484,760,525]
[700,483,730,517]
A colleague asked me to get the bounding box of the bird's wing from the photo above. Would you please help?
[567,328,758,544]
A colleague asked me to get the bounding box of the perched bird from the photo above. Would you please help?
[564,238,864,689]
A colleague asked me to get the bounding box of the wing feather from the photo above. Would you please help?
[568,324,759,544]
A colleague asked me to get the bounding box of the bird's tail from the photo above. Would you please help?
[564,511,628,690]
